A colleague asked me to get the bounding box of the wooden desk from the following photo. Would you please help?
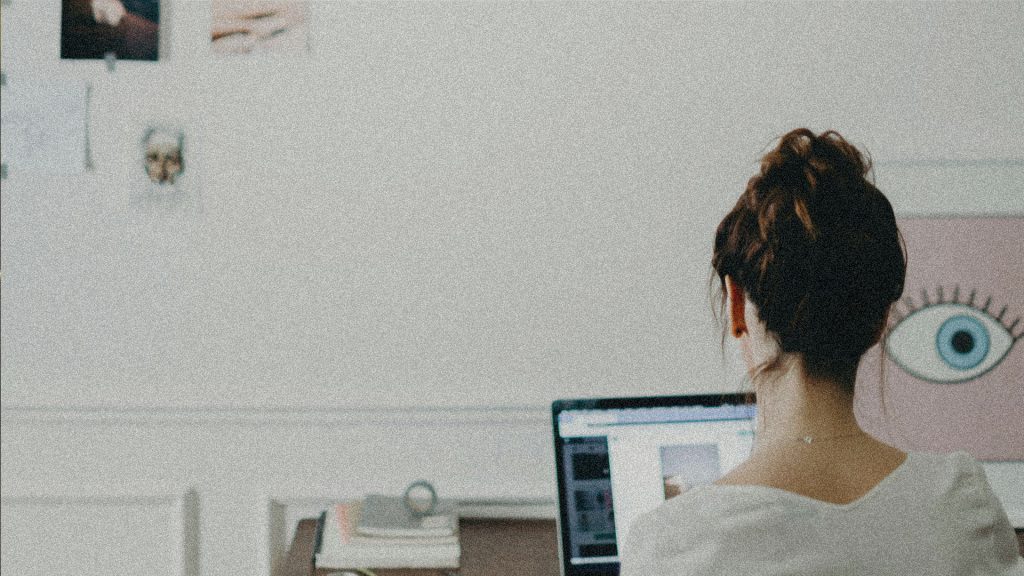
[283,517,561,576]
[285,518,1024,576]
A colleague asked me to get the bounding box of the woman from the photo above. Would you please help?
[622,129,1022,574]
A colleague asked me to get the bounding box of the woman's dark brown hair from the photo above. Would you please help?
[712,129,906,392]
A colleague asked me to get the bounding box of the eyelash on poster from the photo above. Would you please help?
[889,286,1023,342]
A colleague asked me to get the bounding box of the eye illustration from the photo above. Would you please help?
[886,287,1021,384]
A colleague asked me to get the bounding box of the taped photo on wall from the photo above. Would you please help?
[0,78,89,175]
[211,1,309,55]
[61,0,159,61]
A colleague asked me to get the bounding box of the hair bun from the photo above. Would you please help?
[774,128,817,163]
[712,128,905,392]
[781,130,870,182]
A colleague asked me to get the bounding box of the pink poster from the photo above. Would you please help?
[855,217,1024,461]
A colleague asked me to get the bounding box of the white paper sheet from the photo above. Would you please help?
[1,78,89,174]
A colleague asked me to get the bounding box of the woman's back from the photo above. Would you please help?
[622,451,1023,576]
[621,129,1021,574]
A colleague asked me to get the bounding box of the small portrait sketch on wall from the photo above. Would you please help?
[61,0,159,61]
[143,127,182,185]
[130,125,201,214]
[855,217,1023,461]
[210,1,309,55]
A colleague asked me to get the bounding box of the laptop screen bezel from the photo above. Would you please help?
[551,393,755,576]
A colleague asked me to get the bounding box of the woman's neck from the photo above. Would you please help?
[751,359,863,454]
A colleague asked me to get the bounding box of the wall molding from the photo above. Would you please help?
[1,492,186,506]
[0,404,550,426]
[875,158,1024,167]
[1,487,200,576]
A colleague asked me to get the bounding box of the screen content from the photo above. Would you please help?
[557,403,756,566]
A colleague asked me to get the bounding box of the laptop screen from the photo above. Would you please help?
[552,394,756,575]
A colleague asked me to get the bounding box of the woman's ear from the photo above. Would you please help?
[725,276,747,339]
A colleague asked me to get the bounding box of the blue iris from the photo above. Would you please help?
[936,315,990,371]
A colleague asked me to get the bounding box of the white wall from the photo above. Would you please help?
[2,2,1022,575]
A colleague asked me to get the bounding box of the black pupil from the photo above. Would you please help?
[951,330,975,354]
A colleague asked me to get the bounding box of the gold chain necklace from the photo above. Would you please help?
[796,431,864,445]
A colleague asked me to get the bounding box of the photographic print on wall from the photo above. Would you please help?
[211,1,309,55]
[61,0,159,61]
[855,217,1024,461]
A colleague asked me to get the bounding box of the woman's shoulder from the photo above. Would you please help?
[899,450,991,500]
[908,451,1009,523]
[620,484,815,576]
[904,448,976,471]
[623,452,983,555]
[621,452,1022,576]
[635,451,984,522]
[623,484,797,556]
[910,451,1024,573]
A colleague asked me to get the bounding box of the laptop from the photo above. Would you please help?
[551,393,757,576]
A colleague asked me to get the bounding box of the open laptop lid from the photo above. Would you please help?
[552,394,756,576]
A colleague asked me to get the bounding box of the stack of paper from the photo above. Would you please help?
[315,500,461,570]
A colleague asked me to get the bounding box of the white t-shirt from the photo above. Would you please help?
[621,451,1023,576]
